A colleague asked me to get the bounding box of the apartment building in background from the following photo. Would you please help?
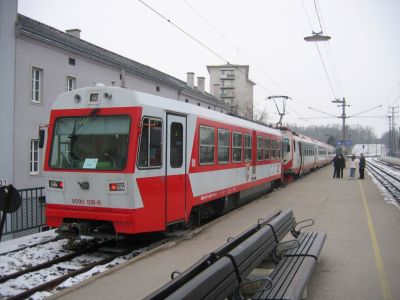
[207,65,255,119]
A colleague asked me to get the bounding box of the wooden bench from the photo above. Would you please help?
[144,209,296,300]
[250,231,326,300]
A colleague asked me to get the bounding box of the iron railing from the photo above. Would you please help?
[1,187,46,238]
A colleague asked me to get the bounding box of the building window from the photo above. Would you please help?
[68,58,76,65]
[31,67,43,104]
[232,132,242,162]
[185,99,189,103]
[66,76,76,91]
[138,118,162,168]
[244,134,252,162]
[218,129,230,163]
[199,125,214,165]
[197,103,201,106]
[156,86,160,92]
[30,139,39,175]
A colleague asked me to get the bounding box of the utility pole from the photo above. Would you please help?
[387,115,392,156]
[332,98,349,154]
[388,106,399,157]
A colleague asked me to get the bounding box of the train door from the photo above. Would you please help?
[298,141,303,175]
[166,114,187,224]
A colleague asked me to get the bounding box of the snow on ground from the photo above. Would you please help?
[0,230,58,255]
[0,230,167,299]
[367,158,400,210]
[351,144,387,156]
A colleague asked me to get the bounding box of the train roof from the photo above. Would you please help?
[52,85,282,136]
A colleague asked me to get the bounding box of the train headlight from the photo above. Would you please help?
[49,180,64,190]
[108,182,126,192]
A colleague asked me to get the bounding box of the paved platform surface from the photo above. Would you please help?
[52,166,400,300]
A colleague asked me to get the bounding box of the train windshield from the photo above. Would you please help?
[50,115,130,170]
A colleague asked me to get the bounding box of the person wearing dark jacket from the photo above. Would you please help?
[338,154,346,178]
[359,153,366,179]
[332,155,340,178]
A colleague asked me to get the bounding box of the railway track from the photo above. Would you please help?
[366,160,400,205]
[0,231,190,299]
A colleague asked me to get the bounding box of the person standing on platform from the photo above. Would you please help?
[332,154,340,178]
[349,155,359,179]
[359,153,366,179]
[338,154,346,178]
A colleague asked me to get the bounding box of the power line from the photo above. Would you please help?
[139,0,277,96]
[182,0,286,95]
[301,0,341,99]
[138,0,228,63]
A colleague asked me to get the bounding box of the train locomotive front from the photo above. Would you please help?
[44,86,165,238]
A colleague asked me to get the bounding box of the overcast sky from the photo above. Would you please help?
[18,0,400,138]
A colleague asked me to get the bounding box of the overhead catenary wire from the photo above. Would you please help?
[138,0,277,97]
[315,0,345,98]
[137,0,228,63]
[300,0,341,100]
[183,0,289,96]
[184,0,315,123]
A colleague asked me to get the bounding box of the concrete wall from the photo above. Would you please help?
[0,0,17,187]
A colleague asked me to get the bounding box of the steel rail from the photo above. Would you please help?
[0,239,115,284]
[366,161,400,203]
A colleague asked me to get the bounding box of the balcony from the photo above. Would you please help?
[220,91,235,98]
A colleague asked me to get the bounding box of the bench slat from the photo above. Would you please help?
[252,232,326,300]
[165,257,238,300]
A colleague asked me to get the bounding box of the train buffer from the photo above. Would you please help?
[145,209,326,300]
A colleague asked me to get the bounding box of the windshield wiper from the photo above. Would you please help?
[69,108,100,159]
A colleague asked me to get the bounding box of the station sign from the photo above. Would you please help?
[336,140,352,146]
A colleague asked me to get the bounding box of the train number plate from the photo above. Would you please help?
[71,198,102,206]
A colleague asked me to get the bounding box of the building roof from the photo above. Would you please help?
[16,14,227,108]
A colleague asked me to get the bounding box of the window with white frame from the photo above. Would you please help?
[66,76,76,91]
[30,139,39,175]
[232,132,242,162]
[244,134,252,162]
[31,67,43,103]
[199,125,215,165]
[218,129,230,163]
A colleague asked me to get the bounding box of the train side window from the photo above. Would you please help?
[232,132,242,162]
[257,136,264,161]
[276,140,281,159]
[264,138,270,160]
[199,125,214,165]
[170,122,183,168]
[244,134,252,162]
[138,118,162,168]
[218,129,230,164]
[271,140,276,159]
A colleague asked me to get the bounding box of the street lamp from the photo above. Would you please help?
[304,31,331,42]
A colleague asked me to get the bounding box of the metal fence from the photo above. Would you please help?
[1,187,47,239]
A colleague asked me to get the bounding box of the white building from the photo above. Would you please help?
[0,0,228,190]
[207,65,255,119]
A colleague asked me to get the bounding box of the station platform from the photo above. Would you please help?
[52,165,400,300]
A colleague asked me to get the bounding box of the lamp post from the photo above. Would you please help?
[304,31,331,42]
[332,98,349,154]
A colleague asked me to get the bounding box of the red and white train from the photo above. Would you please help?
[44,85,334,238]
